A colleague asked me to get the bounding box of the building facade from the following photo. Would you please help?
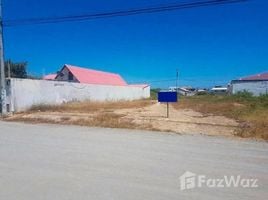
[231,72,268,96]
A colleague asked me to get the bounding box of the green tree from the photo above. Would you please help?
[4,60,27,78]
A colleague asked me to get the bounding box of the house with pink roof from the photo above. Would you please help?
[43,64,149,89]
[55,64,128,86]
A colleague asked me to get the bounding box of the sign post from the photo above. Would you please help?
[158,91,178,118]
[167,102,169,118]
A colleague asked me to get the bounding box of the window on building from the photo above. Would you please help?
[68,72,74,81]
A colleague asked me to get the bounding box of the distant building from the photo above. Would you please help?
[231,72,268,96]
[196,89,208,95]
[169,86,196,96]
[210,86,228,94]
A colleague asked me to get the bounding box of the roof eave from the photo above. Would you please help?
[231,79,268,83]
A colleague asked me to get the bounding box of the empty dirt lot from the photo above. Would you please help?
[7,100,239,137]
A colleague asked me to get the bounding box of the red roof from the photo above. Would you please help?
[64,64,127,86]
[240,72,268,81]
[43,74,57,80]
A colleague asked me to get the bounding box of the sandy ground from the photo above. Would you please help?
[115,103,239,136]
[7,102,239,137]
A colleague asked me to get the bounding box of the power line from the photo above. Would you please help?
[130,77,231,84]
[4,0,248,27]
[129,78,177,84]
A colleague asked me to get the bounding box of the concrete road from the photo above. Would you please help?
[0,121,267,200]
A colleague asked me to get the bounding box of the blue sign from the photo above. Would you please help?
[158,92,178,103]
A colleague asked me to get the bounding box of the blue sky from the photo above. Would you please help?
[3,0,268,88]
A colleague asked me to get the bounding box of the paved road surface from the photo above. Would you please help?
[0,121,267,200]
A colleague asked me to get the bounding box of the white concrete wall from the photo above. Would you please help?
[8,78,150,112]
[231,81,268,96]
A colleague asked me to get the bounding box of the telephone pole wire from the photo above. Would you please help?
[0,0,7,115]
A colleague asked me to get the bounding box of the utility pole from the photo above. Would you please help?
[0,0,6,115]
[8,60,10,78]
[176,69,179,93]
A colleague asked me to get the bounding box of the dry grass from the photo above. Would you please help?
[173,93,268,140]
[73,113,137,129]
[8,112,153,131]
[11,100,154,131]
[30,100,153,113]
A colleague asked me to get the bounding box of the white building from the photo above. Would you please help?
[210,86,228,94]
[169,86,196,96]
[231,72,268,96]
